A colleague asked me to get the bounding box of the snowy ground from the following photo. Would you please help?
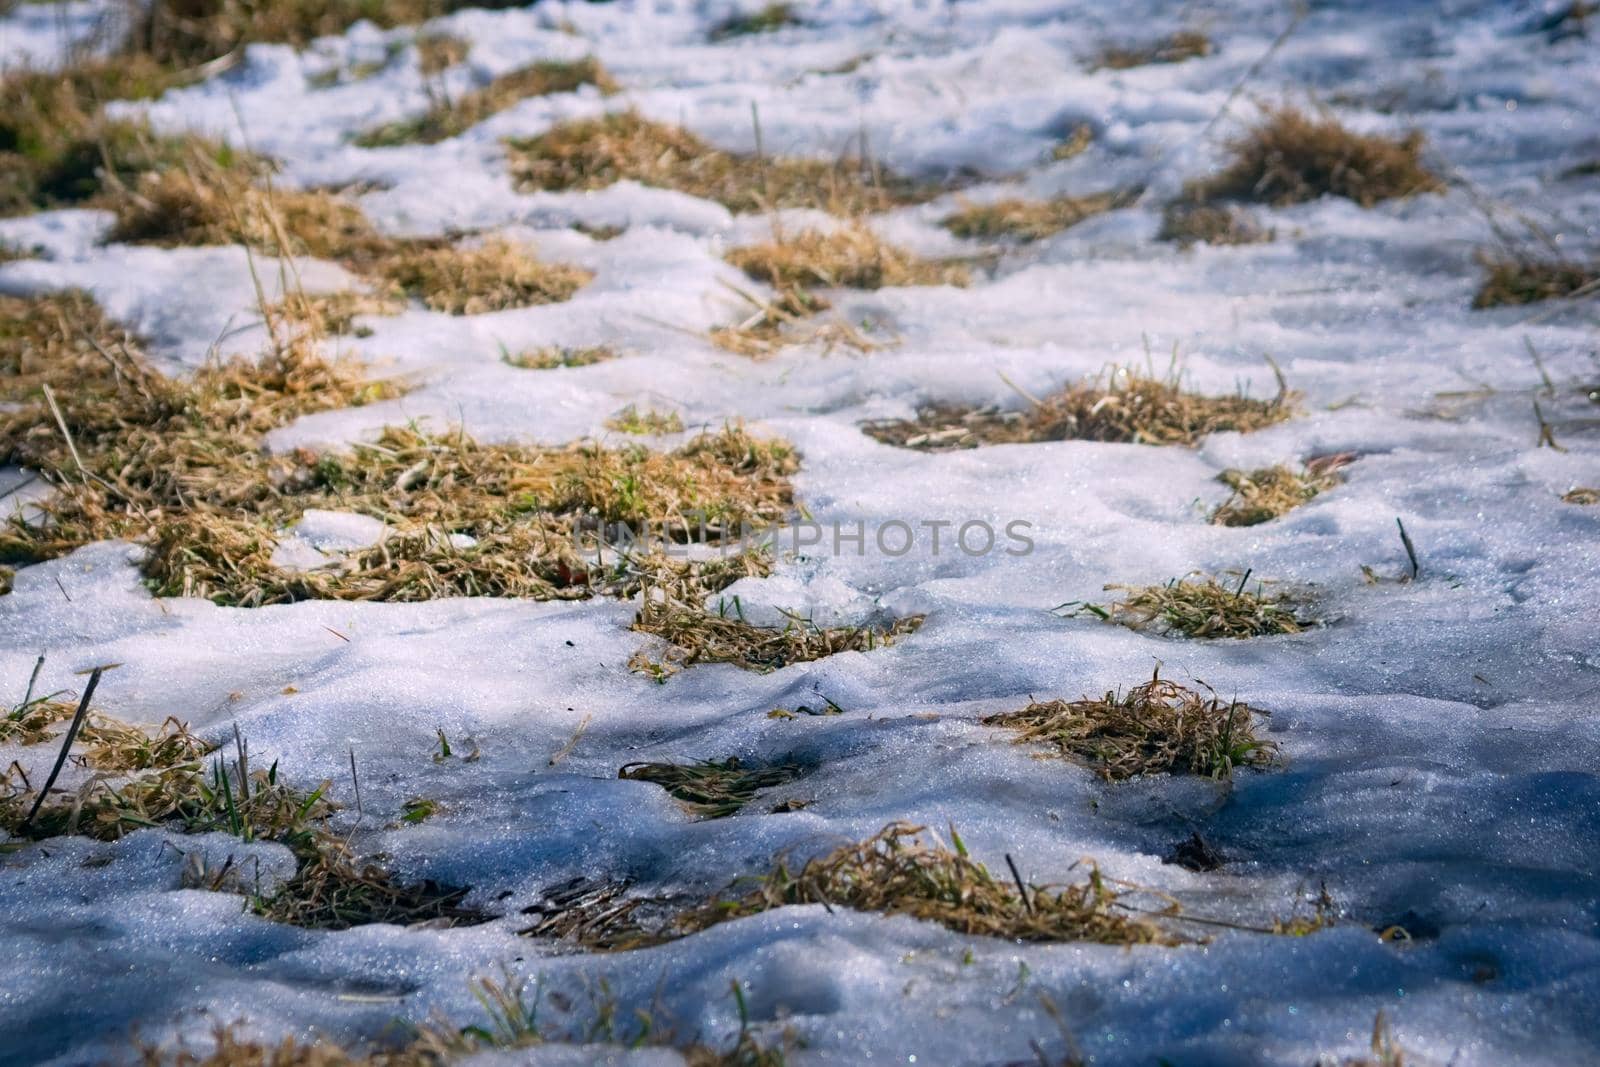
[3,1,1600,1064]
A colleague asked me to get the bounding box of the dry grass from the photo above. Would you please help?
[606,406,684,435]
[416,32,470,76]
[1158,200,1274,247]
[728,225,968,290]
[0,58,213,216]
[632,594,922,674]
[710,2,802,41]
[505,111,940,216]
[1472,255,1598,308]
[941,191,1132,242]
[619,757,804,818]
[862,367,1294,451]
[1062,571,1314,639]
[125,0,525,68]
[708,284,881,359]
[1093,31,1212,70]
[1,291,796,607]
[982,671,1276,780]
[503,344,616,369]
[265,288,405,337]
[1191,106,1443,207]
[678,822,1177,945]
[370,237,591,314]
[103,153,589,315]
[1210,455,1351,526]
[255,837,487,930]
[1563,486,1599,505]
[356,58,617,147]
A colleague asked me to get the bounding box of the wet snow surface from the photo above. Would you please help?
[3,0,1600,1064]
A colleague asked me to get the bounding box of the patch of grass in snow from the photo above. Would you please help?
[354,58,617,147]
[1563,486,1599,504]
[254,837,489,930]
[1091,30,1212,70]
[1472,255,1599,308]
[631,593,922,675]
[138,979,787,1064]
[727,223,969,290]
[0,291,797,606]
[678,821,1180,945]
[981,670,1277,780]
[126,0,531,68]
[1188,106,1443,207]
[940,191,1135,242]
[619,757,805,818]
[708,283,883,359]
[504,111,943,216]
[1331,1011,1409,1067]
[1158,200,1274,248]
[862,366,1295,451]
[502,343,617,369]
[1059,570,1315,639]
[104,156,591,315]
[1209,455,1352,526]
[605,405,684,435]
[416,32,471,77]
[710,2,803,41]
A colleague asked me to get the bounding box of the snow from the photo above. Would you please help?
[2,0,1600,1064]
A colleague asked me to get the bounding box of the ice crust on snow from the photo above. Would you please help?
[2,0,1599,1064]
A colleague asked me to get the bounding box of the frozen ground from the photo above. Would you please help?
[2,0,1600,1064]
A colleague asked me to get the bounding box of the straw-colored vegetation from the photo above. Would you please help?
[416,32,471,76]
[633,593,923,675]
[1472,255,1598,308]
[1093,31,1212,70]
[1062,571,1314,638]
[983,671,1277,780]
[606,406,685,435]
[941,190,1132,242]
[619,757,804,818]
[708,284,881,359]
[679,822,1178,945]
[503,344,617,369]
[356,58,617,147]
[728,224,969,290]
[103,153,590,315]
[0,679,488,930]
[1210,456,1350,526]
[505,111,941,215]
[1158,201,1273,247]
[1563,486,1599,505]
[1188,106,1443,207]
[0,290,797,606]
[863,367,1294,451]
[137,977,786,1065]
[710,2,802,41]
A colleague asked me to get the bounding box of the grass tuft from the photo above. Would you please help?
[678,821,1177,945]
[710,2,802,41]
[606,406,684,435]
[1158,200,1274,247]
[1210,455,1350,526]
[619,757,804,818]
[728,224,968,290]
[941,191,1132,242]
[503,344,617,369]
[982,670,1276,780]
[1061,571,1314,639]
[1563,486,1599,505]
[1093,31,1212,70]
[863,367,1294,451]
[1191,106,1443,207]
[1472,255,1598,308]
[505,111,941,216]
[632,594,922,674]
[370,237,592,315]
[417,32,471,76]
[355,57,617,147]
